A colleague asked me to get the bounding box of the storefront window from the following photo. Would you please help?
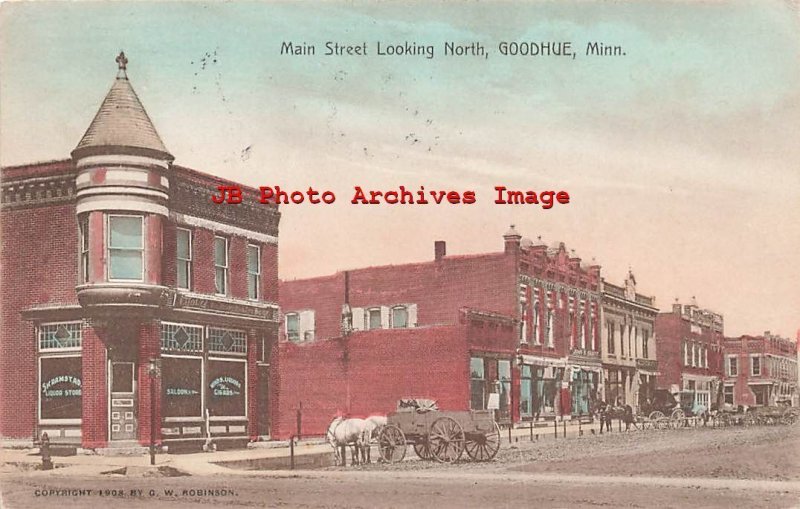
[162,356,203,418]
[40,356,82,420]
[207,360,246,417]
[498,360,511,418]
[470,357,485,410]
[520,365,532,417]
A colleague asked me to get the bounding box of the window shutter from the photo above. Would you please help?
[380,306,390,329]
[300,310,315,340]
[352,307,365,331]
[407,304,418,327]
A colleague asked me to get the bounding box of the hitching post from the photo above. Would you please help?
[148,358,161,466]
[508,425,512,443]
[529,421,533,441]
[290,435,295,470]
[553,419,557,439]
[296,402,303,441]
[562,420,566,438]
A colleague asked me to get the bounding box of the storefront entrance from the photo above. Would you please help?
[110,361,137,441]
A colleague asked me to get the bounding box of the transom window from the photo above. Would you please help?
[391,306,408,328]
[247,244,260,300]
[208,328,247,354]
[108,215,143,281]
[160,323,203,352]
[176,228,192,290]
[214,236,229,295]
[39,323,82,350]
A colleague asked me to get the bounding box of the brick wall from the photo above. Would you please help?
[0,204,79,439]
[137,321,161,447]
[82,324,108,448]
[280,252,517,341]
[271,325,469,439]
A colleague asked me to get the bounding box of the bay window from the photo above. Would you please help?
[108,215,143,281]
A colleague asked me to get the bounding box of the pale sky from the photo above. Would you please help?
[1,1,798,338]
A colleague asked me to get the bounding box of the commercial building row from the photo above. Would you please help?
[1,55,796,448]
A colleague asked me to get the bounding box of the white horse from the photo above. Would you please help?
[326,417,368,466]
[360,415,387,463]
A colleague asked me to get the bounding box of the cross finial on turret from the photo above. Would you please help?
[116,51,128,78]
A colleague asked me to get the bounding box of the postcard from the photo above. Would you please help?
[1,1,798,508]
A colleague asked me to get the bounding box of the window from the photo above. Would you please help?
[470,357,485,410]
[728,356,738,376]
[160,323,203,352]
[620,323,626,356]
[724,385,734,405]
[682,342,688,366]
[751,356,761,376]
[40,356,82,420]
[79,216,89,283]
[176,228,192,290]
[607,320,615,354]
[703,347,708,368]
[579,313,586,349]
[285,313,299,342]
[391,306,408,328]
[214,236,229,295]
[209,328,247,354]
[691,344,697,367]
[642,329,649,359]
[39,323,82,351]
[367,308,382,330]
[498,360,511,416]
[247,244,260,300]
[108,215,143,281]
[546,310,554,348]
[533,303,540,344]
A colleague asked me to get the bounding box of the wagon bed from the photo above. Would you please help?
[378,399,501,463]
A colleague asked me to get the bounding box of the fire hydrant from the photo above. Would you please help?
[40,432,53,470]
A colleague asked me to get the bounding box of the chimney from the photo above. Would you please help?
[434,240,446,261]
[503,225,522,254]
[672,298,681,315]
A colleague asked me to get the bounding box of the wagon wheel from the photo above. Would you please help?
[648,411,665,423]
[465,422,501,462]
[413,441,432,460]
[720,413,732,427]
[743,412,756,427]
[378,424,407,464]
[670,408,685,428]
[656,417,671,430]
[429,416,465,463]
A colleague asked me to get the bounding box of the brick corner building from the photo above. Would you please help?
[0,53,280,449]
[654,299,724,409]
[722,332,798,408]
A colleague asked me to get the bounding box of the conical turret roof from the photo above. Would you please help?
[72,52,172,161]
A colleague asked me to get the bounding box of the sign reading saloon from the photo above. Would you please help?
[40,357,82,420]
[207,360,245,417]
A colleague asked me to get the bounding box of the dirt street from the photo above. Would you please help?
[1,424,798,508]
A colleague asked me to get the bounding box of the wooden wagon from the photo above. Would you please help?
[377,399,501,464]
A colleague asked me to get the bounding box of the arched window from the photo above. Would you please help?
[533,302,541,344]
[546,310,554,348]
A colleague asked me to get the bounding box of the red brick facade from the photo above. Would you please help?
[722,333,798,408]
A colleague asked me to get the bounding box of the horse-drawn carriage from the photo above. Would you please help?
[377,398,501,464]
[640,389,708,428]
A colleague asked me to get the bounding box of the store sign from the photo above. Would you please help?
[42,375,81,397]
[210,376,242,397]
[174,293,276,320]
